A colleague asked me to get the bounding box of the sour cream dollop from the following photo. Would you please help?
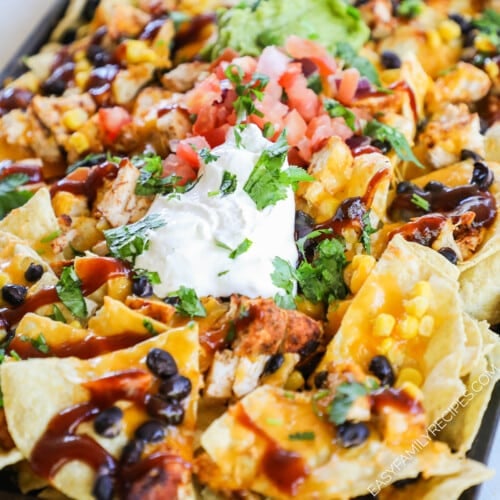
[135,124,298,298]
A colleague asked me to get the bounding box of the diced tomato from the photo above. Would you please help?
[176,136,210,168]
[330,117,355,141]
[256,46,290,80]
[279,64,319,122]
[162,154,197,185]
[231,56,258,75]
[296,137,312,163]
[337,68,360,105]
[285,35,337,77]
[284,109,307,147]
[307,114,335,151]
[209,48,240,70]
[185,74,222,114]
[204,124,230,148]
[98,107,131,142]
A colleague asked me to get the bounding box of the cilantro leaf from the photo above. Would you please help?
[199,148,219,164]
[32,333,50,354]
[104,214,166,264]
[234,124,246,148]
[473,9,500,48]
[169,286,206,317]
[328,381,368,425]
[66,153,108,174]
[288,431,315,441]
[143,319,159,336]
[296,238,348,304]
[411,193,430,211]
[324,98,356,131]
[361,211,377,254]
[397,0,424,18]
[271,257,297,310]
[134,154,183,196]
[336,42,381,86]
[263,122,275,138]
[49,304,67,323]
[307,73,323,94]
[364,119,423,167]
[229,238,253,259]
[0,173,33,220]
[296,229,334,258]
[56,266,87,320]
[134,269,161,284]
[220,171,237,196]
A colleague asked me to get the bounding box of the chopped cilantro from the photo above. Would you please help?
[143,319,159,336]
[40,230,62,244]
[134,154,183,196]
[263,122,275,138]
[169,286,206,318]
[134,269,161,284]
[199,148,219,164]
[104,214,166,264]
[244,131,313,210]
[265,417,283,426]
[364,119,423,167]
[336,42,381,86]
[215,240,232,251]
[225,64,269,122]
[220,171,237,196]
[0,173,33,220]
[66,153,107,174]
[225,321,236,343]
[307,73,323,94]
[296,229,333,258]
[234,124,246,148]
[56,266,87,319]
[328,381,368,425]
[271,257,296,310]
[229,238,252,259]
[361,211,378,254]
[10,350,21,361]
[324,98,356,131]
[49,304,67,323]
[473,9,500,48]
[397,0,424,18]
[19,333,50,354]
[218,270,230,277]
[288,431,315,441]
[296,238,348,304]
[411,193,430,211]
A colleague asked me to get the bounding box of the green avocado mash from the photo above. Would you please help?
[206,0,370,59]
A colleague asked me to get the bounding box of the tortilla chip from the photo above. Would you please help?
[0,188,59,246]
[200,385,458,499]
[461,314,483,377]
[318,235,466,423]
[1,324,200,500]
[379,457,494,500]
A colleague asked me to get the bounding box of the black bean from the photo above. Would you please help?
[120,439,144,466]
[263,353,284,376]
[336,421,370,448]
[93,406,123,438]
[159,374,192,401]
[146,395,185,425]
[294,210,315,240]
[2,284,28,306]
[490,323,500,335]
[59,28,77,45]
[82,0,100,22]
[371,139,391,154]
[396,181,417,194]
[24,263,43,282]
[471,162,494,191]
[132,276,153,297]
[438,247,458,265]
[314,370,328,389]
[448,13,472,34]
[380,50,402,69]
[41,62,74,97]
[463,29,478,48]
[423,180,445,192]
[146,348,178,379]
[86,45,112,67]
[135,420,165,443]
[92,473,114,500]
[460,149,483,162]
[368,355,395,386]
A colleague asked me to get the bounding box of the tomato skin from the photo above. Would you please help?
[284,35,337,77]
[185,74,222,114]
[176,137,210,168]
[337,68,360,105]
[162,154,197,186]
[98,107,131,142]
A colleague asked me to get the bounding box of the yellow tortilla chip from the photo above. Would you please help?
[1,324,200,500]
[318,235,466,423]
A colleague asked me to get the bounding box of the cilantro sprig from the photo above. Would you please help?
[220,170,237,196]
[56,266,87,320]
[134,154,184,196]
[364,119,423,167]
[0,173,33,220]
[168,286,206,317]
[336,42,381,87]
[324,99,356,131]
[104,214,166,264]
[271,257,297,310]
[328,381,368,425]
[244,131,313,210]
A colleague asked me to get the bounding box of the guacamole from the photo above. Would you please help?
[206,0,370,59]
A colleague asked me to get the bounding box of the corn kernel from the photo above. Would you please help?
[73,49,86,62]
[378,337,394,355]
[426,30,442,49]
[398,381,424,400]
[437,19,461,42]
[404,296,429,318]
[0,272,9,288]
[75,58,91,73]
[418,315,434,337]
[475,35,495,53]
[349,255,376,294]
[317,197,339,221]
[296,297,324,320]
[284,370,304,391]
[373,313,396,337]
[75,70,90,89]
[125,40,158,64]
[396,367,423,388]
[69,320,81,328]
[62,108,89,131]
[107,276,132,302]
[485,60,499,80]
[411,281,432,300]
[68,131,90,154]
[396,315,419,340]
